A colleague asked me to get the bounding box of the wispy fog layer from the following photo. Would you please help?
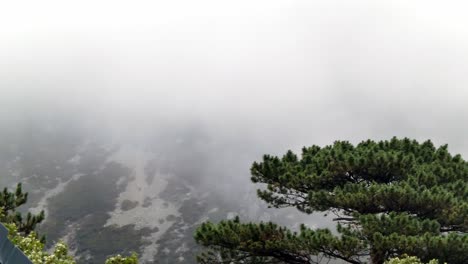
[1,0,468,194]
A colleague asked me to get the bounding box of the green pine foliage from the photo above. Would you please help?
[194,138,468,264]
[0,183,45,236]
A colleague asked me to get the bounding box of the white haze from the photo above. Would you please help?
[1,0,468,193]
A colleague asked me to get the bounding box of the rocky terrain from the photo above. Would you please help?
[0,119,323,264]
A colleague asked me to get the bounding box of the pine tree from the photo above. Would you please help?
[0,183,45,236]
[194,138,468,264]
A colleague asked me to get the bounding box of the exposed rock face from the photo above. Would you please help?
[0,137,246,263]
[0,122,322,264]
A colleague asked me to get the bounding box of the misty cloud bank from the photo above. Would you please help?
[1,0,468,197]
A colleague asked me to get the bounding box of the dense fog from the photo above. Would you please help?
[1,1,468,262]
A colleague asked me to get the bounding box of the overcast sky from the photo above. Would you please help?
[1,0,467,158]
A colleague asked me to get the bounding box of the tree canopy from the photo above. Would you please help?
[195,137,468,264]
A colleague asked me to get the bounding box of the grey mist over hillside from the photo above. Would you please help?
[1,1,468,263]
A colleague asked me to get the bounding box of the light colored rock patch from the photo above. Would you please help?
[30,173,84,215]
[208,207,219,214]
[67,154,81,166]
[226,212,237,220]
[104,145,181,262]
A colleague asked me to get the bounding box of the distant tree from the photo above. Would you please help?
[195,138,468,264]
[0,183,45,236]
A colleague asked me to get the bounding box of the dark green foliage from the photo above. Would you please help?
[195,138,468,264]
[195,216,365,264]
[0,183,45,236]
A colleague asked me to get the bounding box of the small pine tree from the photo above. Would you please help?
[0,183,45,236]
